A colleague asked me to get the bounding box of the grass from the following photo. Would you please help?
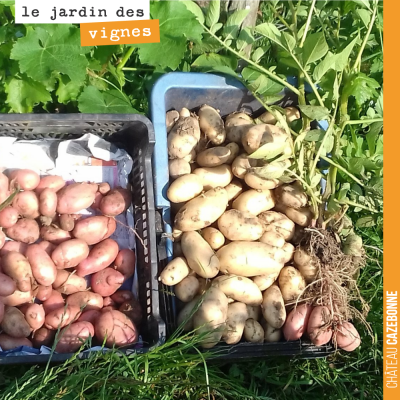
[0,228,382,400]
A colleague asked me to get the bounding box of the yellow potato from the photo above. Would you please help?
[168,159,191,180]
[278,266,306,302]
[259,231,285,248]
[252,270,280,291]
[222,302,248,345]
[261,319,282,342]
[259,107,301,125]
[159,257,191,286]
[166,110,180,133]
[258,211,295,241]
[232,189,275,216]
[274,203,313,227]
[193,165,233,190]
[198,105,226,145]
[282,242,295,264]
[218,209,263,241]
[243,319,264,343]
[201,227,225,250]
[167,174,203,203]
[168,117,200,159]
[262,284,286,329]
[275,182,308,209]
[225,112,254,143]
[224,142,240,164]
[196,147,231,167]
[241,124,289,154]
[175,275,200,302]
[224,179,243,201]
[244,171,281,190]
[246,305,261,321]
[231,154,256,179]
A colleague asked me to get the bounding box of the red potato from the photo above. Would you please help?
[119,298,143,326]
[1,290,33,307]
[40,225,72,245]
[78,310,102,325]
[102,306,117,313]
[0,334,32,350]
[1,251,33,292]
[113,249,135,280]
[0,207,19,228]
[19,303,45,331]
[334,322,361,352]
[283,304,313,341]
[0,272,17,296]
[1,307,32,338]
[38,241,56,256]
[99,187,132,217]
[35,175,66,195]
[32,327,56,348]
[0,171,10,203]
[53,270,87,295]
[12,191,40,219]
[56,182,98,214]
[98,183,111,195]
[103,297,117,308]
[66,292,104,311]
[39,188,57,217]
[0,300,4,324]
[92,192,104,211]
[51,239,90,270]
[42,290,65,314]
[55,321,94,353]
[91,268,124,297]
[76,238,119,277]
[5,218,40,244]
[111,290,135,305]
[45,305,82,330]
[26,244,57,286]
[307,306,333,346]
[59,214,76,232]
[36,285,53,302]
[72,216,117,245]
[0,230,5,249]
[0,241,28,256]
[9,169,40,191]
[95,310,138,347]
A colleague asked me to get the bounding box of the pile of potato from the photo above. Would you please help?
[0,170,141,353]
[160,105,361,352]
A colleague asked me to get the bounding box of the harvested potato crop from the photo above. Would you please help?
[258,211,295,241]
[293,248,318,283]
[166,110,180,133]
[36,285,53,302]
[39,240,56,256]
[55,321,94,353]
[222,302,248,345]
[259,231,285,248]
[167,174,203,203]
[99,187,132,217]
[57,182,98,214]
[183,149,197,163]
[179,108,191,118]
[78,310,102,325]
[159,257,190,286]
[0,207,19,229]
[20,303,45,331]
[225,112,254,143]
[201,227,225,250]
[241,124,289,154]
[1,251,33,292]
[224,179,243,201]
[217,242,284,277]
[196,147,231,167]
[193,287,228,348]
[198,105,226,145]
[32,327,56,348]
[0,272,17,297]
[212,274,262,306]
[262,284,286,329]
[181,231,219,279]
[174,187,228,232]
[113,249,136,280]
[224,142,240,164]
[218,209,263,241]
[72,216,116,245]
[307,306,333,346]
[246,305,261,321]
[274,203,313,227]
[252,270,280,291]
[261,320,282,343]
[283,303,312,341]
[98,183,111,195]
[42,290,65,314]
[282,242,295,264]
[334,322,361,352]
[91,268,124,297]
[51,239,90,269]
[12,191,39,219]
[259,107,301,125]
[275,182,308,209]
[2,290,34,307]
[232,189,275,216]
[25,244,57,286]
[66,292,104,311]
[167,116,201,159]
[244,171,281,190]
[35,175,66,195]
[1,307,32,338]
[45,305,82,330]
[39,188,57,218]
[119,298,143,326]
[177,296,200,332]
[243,319,264,343]
[53,270,87,295]
[169,159,191,180]
[193,165,233,190]
[9,169,40,191]
[175,275,200,302]
[278,266,306,302]
[0,335,32,350]
[1,241,28,256]
[231,154,256,179]
[40,225,71,245]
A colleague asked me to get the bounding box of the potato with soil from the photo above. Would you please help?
[91,268,124,297]
[5,217,40,244]
[225,112,254,144]
[174,187,228,232]
[334,322,361,352]
[193,287,228,348]
[1,307,31,338]
[283,303,313,341]
[40,225,71,245]
[95,310,138,347]
[278,266,306,302]
[167,174,203,203]
[259,231,285,248]
[232,189,275,216]
[225,179,243,201]
[260,320,282,343]
[258,211,295,241]
[45,305,82,330]
[175,275,200,303]
[1,251,33,292]
[167,116,201,159]
[12,191,39,219]
[243,319,264,343]
[244,171,281,190]
[2,290,34,307]
[293,248,318,283]
[9,169,40,191]
[39,188,57,218]
[72,216,116,245]
[241,124,289,154]
[35,175,66,195]
[99,187,132,217]
[274,204,313,227]
[282,242,295,264]
[259,107,300,125]
[193,165,233,190]
[56,182,98,214]
[19,303,45,331]
[218,209,263,241]
[222,302,248,345]
[169,159,191,180]
[252,270,280,291]
[307,306,333,346]
[275,182,308,209]
[55,321,94,353]
[76,238,119,277]
[212,275,262,306]
[53,270,87,295]
[231,154,256,179]
[261,284,286,329]
[198,105,226,145]
[181,231,219,279]
[32,327,56,348]
[217,242,284,277]
[0,272,17,297]
[66,292,104,311]
[25,244,57,287]
[166,110,180,133]
[201,227,225,250]
[51,239,90,269]
[119,298,143,326]
[0,207,19,229]
[196,147,231,167]
[0,335,32,350]
[113,249,136,280]
[159,257,191,286]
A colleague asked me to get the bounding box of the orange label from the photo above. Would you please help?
[80,19,159,46]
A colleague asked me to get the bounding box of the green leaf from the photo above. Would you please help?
[252,161,288,180]
[183,0,205,24]
[375,91,383,116]
[5,76,51,113]
[11,25,89,88]
[304,129,325,142]
[248,141,289,160]
[298,105,330,120]
[56,76,83,104]
[222,9,250,40]
[365,122,383,156]
[205,1,220,28]
[78,87,137,114]
[302,32,328,65]
[242,66,284,97]
[137,1,204,70]
[352,0,372,10]
[254,23,283,47]
[310,173,322,189]
[356,9,371,28]
[281,32,296,52]
[192,53,237,71]
[356,215,376,228]
[211,23,223,34]
[343,73,380,105]
[236,27,255,52]
[252,47,265,63]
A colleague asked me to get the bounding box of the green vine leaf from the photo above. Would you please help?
[298,105,330,120]
[302,32,329,65]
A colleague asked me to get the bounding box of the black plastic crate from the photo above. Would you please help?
[0,114,166,365]
[150,72,335,361]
